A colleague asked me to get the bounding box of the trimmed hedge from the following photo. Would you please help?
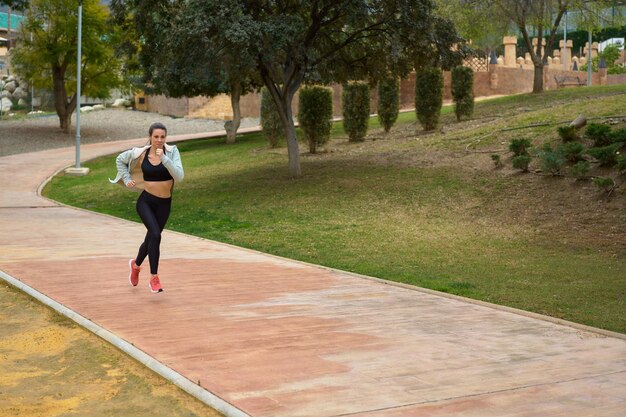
[260,87,284,148]
[342,82,370,142]
[415,67,443,131]
[377,78,400,133]
[451,66,474,122]
[298,86,333,154]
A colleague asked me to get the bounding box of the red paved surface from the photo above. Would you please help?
[1,131,625,416]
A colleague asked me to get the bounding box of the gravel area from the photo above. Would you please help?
[0,109,260,157]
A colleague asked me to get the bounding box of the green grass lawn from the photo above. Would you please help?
[44,85,626,334]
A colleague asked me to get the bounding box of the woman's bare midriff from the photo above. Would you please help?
[144,180,173,198]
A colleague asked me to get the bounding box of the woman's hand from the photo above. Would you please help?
[156,148,164,160]
[126,180,136,188]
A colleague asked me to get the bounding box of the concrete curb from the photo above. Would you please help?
[0,269,252,417]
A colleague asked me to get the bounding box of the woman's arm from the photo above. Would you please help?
[115,149,135,186]
[162,146,184,183]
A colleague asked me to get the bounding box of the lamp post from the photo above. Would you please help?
[65,0,89,176]
[75,0,82,167]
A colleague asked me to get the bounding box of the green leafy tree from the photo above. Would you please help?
[298,86,333,154]
[343,82,371,142]
[462,0,619,93]
[110,0,260,144]
[415,67,443,131]
[377,78,400,133]
[117,0,465,177]
[11,0,123,133]
[451,65,474,121]
[0,0,28,7]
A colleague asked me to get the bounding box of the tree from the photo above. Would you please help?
[0,0,28,8]
[110,0,261,144]
[11,0,124,133]
[463,0,619,93]
[118,0,464,177]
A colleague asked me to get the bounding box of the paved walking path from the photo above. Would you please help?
[1,130,625,417]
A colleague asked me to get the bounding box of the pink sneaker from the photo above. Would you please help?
[129,259,141,287]
[149,275,163,293]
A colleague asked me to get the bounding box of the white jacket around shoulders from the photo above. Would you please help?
[109,144,184,192]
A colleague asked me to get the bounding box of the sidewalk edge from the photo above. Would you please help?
[0,269,252,417]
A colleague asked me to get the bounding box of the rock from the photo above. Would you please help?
[92,104,106,110]
[1,90,10,99]
[12,86,28,100]
[3,80,16,93]
[112,98,131,108]
[80,106,94,113]
[0,97,13,113]
[569,115,587,129]
[18,98,27,107]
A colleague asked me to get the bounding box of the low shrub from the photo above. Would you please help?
[617,155,626,172]
[559,142,585,162]
[298,86,333,153]
[557,125,579,142]
[260,87,284,148]
[342,82,370,142]
[538,144,565,175]
[609,128,626,144]
[586,143,621,166]
[593,176,615,193]
[512,155,531,172]
[377,78,400,133]
[509,138,532,156]
[491,154,503,169]
[585,123,612,147]
[570,161,591,179]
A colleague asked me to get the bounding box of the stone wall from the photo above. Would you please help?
[139,65,621,121]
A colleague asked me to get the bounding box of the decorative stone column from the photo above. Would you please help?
[559,39,573,68]
[503,36,517,67]
[524,52,532,66]
[517,57,525,67]
[584,42,599,59]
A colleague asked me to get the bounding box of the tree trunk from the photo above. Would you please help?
[309,138,316,154]
[532,63,544,93]
[283,96,301,177]
[52,66,72,133]
[225,83,241,144]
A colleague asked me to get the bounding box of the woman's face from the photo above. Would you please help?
[150,128,166,148]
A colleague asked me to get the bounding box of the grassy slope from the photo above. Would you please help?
[45,85,626,333]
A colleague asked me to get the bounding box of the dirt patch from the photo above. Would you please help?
[0,283,224,417]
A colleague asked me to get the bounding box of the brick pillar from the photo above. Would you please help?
[490,64,498,90]
[599,67,608,85]
[503,36,517,67]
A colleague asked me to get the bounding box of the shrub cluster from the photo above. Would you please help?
[377,78,400,133]
[451,66,474,122]
[260,87,284,148]
[585,123,612,147]
[342,82,370,142]
[509,138,532,156]
[415,67,443,131]
[298,86,333,154]
[538,143,566,176]
[557,125,579,142]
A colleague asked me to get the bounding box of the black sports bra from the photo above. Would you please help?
[142,150,174,182]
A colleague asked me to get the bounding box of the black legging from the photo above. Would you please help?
[135,191,172,275]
